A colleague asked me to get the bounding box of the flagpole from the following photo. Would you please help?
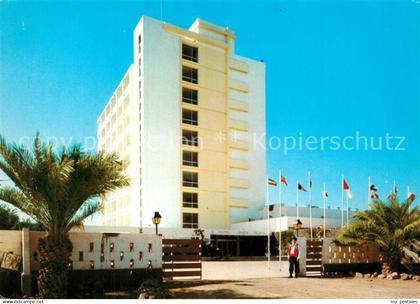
[296,180,299,220]
[278,170,282,271]
[266,176,270,269]
[393,180,396,195]
[341,174,344,227]
[308,171,313,240]
[323,183,326,238]
[368,176,371,210]
[346,193,349,226]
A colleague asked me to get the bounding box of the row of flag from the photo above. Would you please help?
[267,176,351,197]
[267,176,416,203]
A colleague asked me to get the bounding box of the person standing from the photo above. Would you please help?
[288,236,300,278]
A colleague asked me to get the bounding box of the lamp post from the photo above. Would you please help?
[293,219,302,237]
[152,212,162,235]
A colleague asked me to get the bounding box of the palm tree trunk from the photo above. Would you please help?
[381,246,403,274]
[37,236,73,298]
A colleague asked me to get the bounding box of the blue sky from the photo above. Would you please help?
[1,0,419,212]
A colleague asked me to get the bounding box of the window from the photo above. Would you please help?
[89,242,94,252]
[183,171,198,188]
[182,87,198,105]
[182,109,198,126]
[182,130,199,146]
[183,192,198,208]
[183,213,198,228]
[183,151,198,167]
[138,35,142,53]
[182,44,198,62]
[182,66,198,84]
[79,252,84,261]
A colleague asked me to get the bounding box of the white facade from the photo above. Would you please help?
[97,16,266,230]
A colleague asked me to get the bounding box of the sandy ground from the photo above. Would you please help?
[165,261,420,299]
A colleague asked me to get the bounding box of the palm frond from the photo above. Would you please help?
[65,199,102,233]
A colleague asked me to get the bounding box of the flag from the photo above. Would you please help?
[281,175,288,186]
[394,185,398,195]
[387,193,394,201]
[343,179,353,199]
[267,178,277,186]
[407,192,416,204]
[298,184,306,192]
[309,176,313,188]
[323,191,328,198]
[370,184,379,199]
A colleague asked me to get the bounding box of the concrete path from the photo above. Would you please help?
[202,261,290,280]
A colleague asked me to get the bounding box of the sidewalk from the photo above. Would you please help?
[201,261,290,280]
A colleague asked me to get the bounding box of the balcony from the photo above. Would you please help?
[183,151,198,167]
[183,192,198,208]
[182,87,198,105]
[182,130,199,147]
[182,109,198,126]
[182,66,198,84]
[183,171,198,188]
[182,44,198,63]
[182,212,198,228]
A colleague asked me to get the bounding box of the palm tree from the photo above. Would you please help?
[337,196,420,274]
[0,134,129,298]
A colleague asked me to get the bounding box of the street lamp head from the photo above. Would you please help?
[293,219,302,238]
[152,211,162,225]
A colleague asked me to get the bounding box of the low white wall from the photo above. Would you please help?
[0,230,162,272]
[28,231,162,271]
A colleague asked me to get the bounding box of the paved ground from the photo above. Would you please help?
[202,261,288,280]
[166,277,420,299]
[164,261,420,299]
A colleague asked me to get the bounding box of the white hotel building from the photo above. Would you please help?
[97,16,266,231]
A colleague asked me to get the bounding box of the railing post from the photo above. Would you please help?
[21,228,32,297]
[297,236,306,276]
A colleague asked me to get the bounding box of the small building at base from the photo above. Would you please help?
[85,206,353,257]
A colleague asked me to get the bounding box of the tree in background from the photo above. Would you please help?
[274,230,294,256]
[0,204,20,230]
[0,204,42,230]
